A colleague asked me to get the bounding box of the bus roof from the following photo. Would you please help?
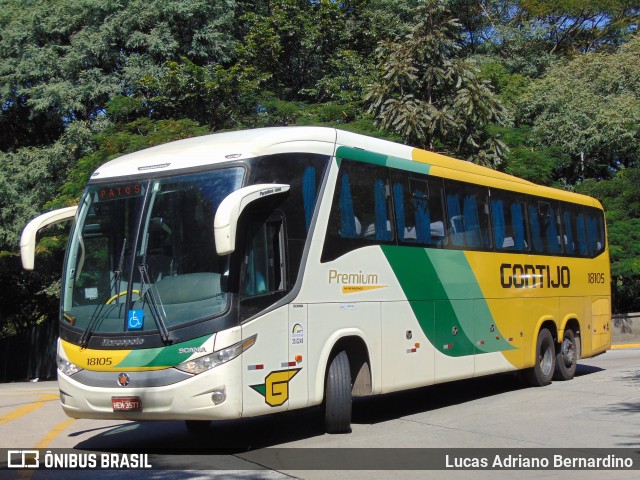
[91,127,338,180]
[90,126,601,209]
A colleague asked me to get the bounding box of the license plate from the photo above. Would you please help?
[112,396,142,412]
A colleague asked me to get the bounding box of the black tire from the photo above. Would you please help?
[324,351,352,434]
[523,328,555,387]
[185,420,211,436]
[574,334,582,360]
[554,329,577,381]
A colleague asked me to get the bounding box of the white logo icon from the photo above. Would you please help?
[7,450,39,468]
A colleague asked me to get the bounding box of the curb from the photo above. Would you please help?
[611,343,640,349]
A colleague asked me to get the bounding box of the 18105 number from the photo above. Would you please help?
[87,357,113,366]
[587,272,606,284]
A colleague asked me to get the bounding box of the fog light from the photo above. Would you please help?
[211,388,226,405]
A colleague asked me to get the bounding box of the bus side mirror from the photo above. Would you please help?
[214,184,290,255]
[21,206,78,270]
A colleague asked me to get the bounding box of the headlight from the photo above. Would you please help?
[176,335,256,375]
[57,354,82,376]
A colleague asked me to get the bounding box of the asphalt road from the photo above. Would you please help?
[2,347,640,480]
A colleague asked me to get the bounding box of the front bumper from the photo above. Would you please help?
[57,360,242,421]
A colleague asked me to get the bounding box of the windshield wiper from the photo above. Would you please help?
[138,262,174,345]
[79,239,127,348]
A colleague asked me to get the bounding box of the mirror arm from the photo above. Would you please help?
[214,184,290,255]
[21,206,78,270]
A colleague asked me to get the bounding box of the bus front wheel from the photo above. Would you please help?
[524,328,555,387]
[554,329,577,381]
[324,350,352,434]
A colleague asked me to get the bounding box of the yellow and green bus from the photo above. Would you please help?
[21,127,610,434]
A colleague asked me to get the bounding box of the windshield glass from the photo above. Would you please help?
[62,168,244,336]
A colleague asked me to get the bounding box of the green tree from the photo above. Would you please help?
[491,124,569,185]
[519,37,640,183]
[0,117,209,337]
[235,0,345,101]
[49,118,210,210]
[578,168,640,312]
[0,0,236,150]
[0,121,99,250]
[366,0,509,166]
[517,0,639,54]
[477,0,638,78]
[125,59,265,130]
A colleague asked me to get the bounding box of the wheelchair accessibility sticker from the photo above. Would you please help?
[127,310,144,330]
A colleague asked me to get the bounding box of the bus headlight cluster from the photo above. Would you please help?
[176,335,256,375]
[57,354,82,376]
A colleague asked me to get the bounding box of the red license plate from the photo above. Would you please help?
[112,396,142,412]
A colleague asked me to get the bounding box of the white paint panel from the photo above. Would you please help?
[241,307,289,418]
[474,351,517,377]
[381,302,434,393]
[307,302,381,405]
[288,303,309,409]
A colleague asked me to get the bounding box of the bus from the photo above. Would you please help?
[21,127,611,434]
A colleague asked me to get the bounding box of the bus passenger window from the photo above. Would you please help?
[445,181,491,250]
[338,173,359,238]
[561,204,588,256]
[392,173,445,247]
[585,209,605,257]
[529,200,562,254]
[491,191,528,252]
[447,190,464,247]
[576,211,588,256]
[322,160,394,262]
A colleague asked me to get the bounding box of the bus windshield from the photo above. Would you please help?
[62,167,244,337]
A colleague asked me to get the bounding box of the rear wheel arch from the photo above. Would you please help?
[562,318,581,358]
[554,318,580,381]
[529,318,558,366]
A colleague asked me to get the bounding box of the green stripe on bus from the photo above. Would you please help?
[116,335,211,368]
[335,146,431,175]
[381,245,513,356]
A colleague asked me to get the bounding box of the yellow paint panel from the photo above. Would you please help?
[61,340,131,372]
[463,250,610,367]
[411,148,598,207]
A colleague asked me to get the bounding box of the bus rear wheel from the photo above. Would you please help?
[524,328,555,387]
[324,350,352,434]
[553,329,577,381]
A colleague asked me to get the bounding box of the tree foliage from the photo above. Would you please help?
[366,0,509,166]
[0,0,236,150]
[519,37,640,182]
[1,0,639,334]
[578,168,640,312]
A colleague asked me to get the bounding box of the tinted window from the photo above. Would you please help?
[585,207,606,257]
[528,200,563,255]
[322,160,394,262]
[560,204,586,256]
[391,172,446,247]
[445,180,492,250]
[249,153,330,282]
[491,190,529,252]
